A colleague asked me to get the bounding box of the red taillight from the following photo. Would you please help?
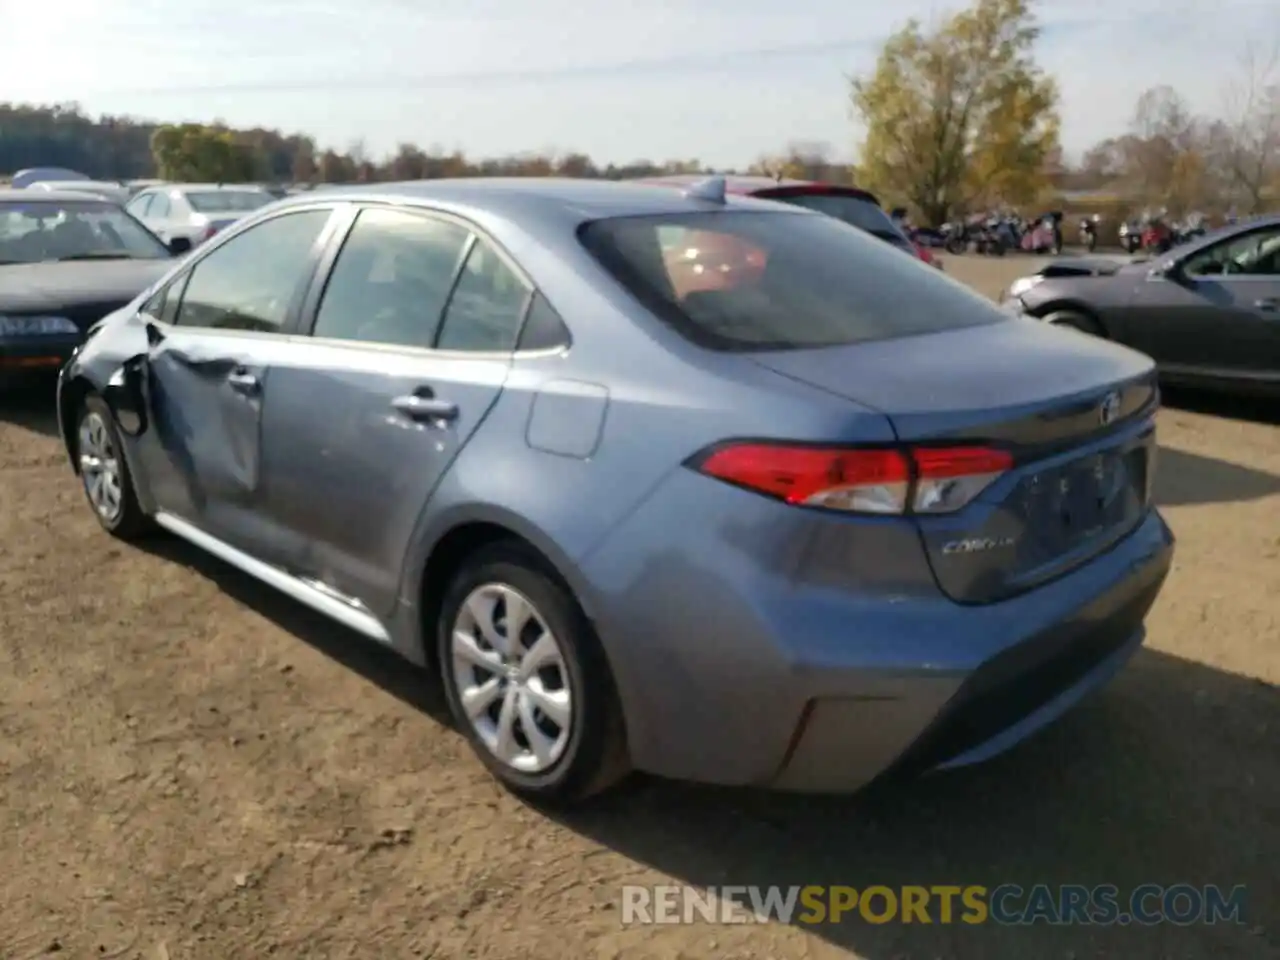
[201,224,218,242]
[692,442,1012,515]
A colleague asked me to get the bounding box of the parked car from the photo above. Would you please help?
[635,175,941,268]
[1001,214,1280,396]
[11,167,90,189]
[124,179,169,197]
[25,179,130,205]
[0,189,189,386]
[58,177,1173,803]
[125,183,277,247]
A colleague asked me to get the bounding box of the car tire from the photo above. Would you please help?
[1045,310,1105,337]
[76,393,153,540]
[437,542,630,805]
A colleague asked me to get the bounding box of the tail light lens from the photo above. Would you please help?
[200,224,218,243]
[691,442,1013,515]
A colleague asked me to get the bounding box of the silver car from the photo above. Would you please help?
[57,178,1172,805]
[125,183,277,247]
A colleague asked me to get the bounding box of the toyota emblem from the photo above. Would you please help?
[1099,391,1121,426]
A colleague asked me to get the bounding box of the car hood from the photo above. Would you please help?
[0,259,173,312]
[1034,256,1147,278]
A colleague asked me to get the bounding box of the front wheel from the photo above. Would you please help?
[76,393,153,539]
[438,543,629,804]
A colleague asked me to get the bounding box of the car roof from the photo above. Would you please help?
[0,187,120,203]
[159,183,272,192]
[269,177,815,227]
[29,179,122,189]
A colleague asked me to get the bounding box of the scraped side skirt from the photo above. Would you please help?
[152,511,392,644]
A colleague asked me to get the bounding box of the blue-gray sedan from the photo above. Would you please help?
[55,177,1174,803]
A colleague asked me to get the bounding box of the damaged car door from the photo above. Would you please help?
[130,206,339,566]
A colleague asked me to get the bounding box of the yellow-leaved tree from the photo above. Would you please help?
[850,0,1060,225]
[150,123,256,182]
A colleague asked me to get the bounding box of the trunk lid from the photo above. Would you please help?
[751,320,1159,603]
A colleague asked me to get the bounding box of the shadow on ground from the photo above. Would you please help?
[137,535,1277,959]
[1162,386,1280,427]
[0,382,61,438]
[552,651,1276,958]
[134,535,453,727]
[1154,445,1280,507]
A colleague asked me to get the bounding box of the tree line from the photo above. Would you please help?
[1,0,1277,225]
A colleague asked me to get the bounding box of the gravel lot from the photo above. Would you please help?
[1,255,1276,960]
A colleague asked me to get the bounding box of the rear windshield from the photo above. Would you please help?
[579,211,1005,352]
[185,190,273,213]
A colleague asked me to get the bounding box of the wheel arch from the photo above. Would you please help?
[408,507,601,675]
[1032,300,1111,337]
[58,373,100,470]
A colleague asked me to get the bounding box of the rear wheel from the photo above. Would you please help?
[437,543,629,804]
[1045,310,1104,337]
[76,394,152,539]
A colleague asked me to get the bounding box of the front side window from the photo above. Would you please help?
[0,199,172,264]
[149,194,172,218]
[435,239,531,352]
[1184,228,1280,277]
[579,210,1004,352]
[310,207,471,348]
[175,209,331,332]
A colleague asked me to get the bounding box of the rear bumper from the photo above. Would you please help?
[583,478,1175,791]
[776,551,1163,791]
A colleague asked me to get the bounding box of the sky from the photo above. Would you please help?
[0,0,1276,169]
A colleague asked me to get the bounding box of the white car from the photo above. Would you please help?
[125,183,277,247]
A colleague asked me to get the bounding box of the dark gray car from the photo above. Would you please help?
[1003,216,1280,395]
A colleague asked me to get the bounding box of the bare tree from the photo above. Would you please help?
[1119,86,1213,213]
[1218,40,1280,212]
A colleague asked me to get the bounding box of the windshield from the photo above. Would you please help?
[764,191,910,245]
[185,190,273,213]
[0,200,170,263]
[580,211,1003,352]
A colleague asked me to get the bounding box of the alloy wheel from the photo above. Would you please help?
[449,583,573,774]
[79,411,123,524]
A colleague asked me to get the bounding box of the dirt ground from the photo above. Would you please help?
[1,256,1276,960]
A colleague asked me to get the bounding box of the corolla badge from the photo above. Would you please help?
[1099,391,1121,426]
[941,536,1016,555]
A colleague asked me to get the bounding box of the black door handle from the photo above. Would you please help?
[391,388,458,423]
[1254,298,1278,311]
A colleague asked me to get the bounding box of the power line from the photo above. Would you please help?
[98,38,876,97]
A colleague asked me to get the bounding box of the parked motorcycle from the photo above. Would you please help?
[1079,214,1099,252]
[1142,217,1173,254]
[1119,220,1143,254]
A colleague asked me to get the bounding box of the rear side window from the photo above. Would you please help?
[579,211,1004,352]
[435,238,531,352]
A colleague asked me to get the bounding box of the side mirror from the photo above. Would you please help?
[103,354,150,437]
[167,236,192,255]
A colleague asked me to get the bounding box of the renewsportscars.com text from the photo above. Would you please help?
[621,883,1248,926]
